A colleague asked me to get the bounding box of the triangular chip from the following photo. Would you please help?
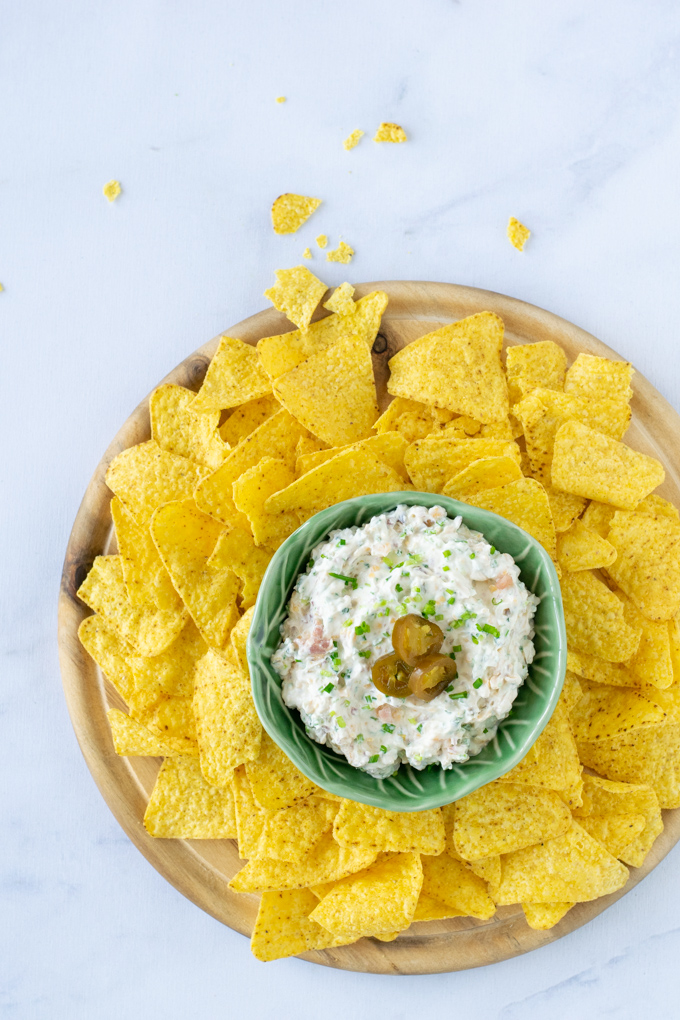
[192,649,261,785]
[566,648,637,688]
[570,686,669,744]
[464,477,557,564]
[573,774,662,869]
[560,570,641,662]
[577,722,680,809]
[404,437,520,493]
[295,432,409,481]
[218,394,281,447]
[564,353,633,403]
[128,618,207,699]
[578,813,646,859]
[544,485,586,533]
[206,526,272,608]
[581,500,617,537]
[232,457,299,549]
[560,670,584,715]
[111,497,183,611]
[105,440,207,526]
[498,700,582,798]
[505,341,567,405]
[192,336,271,414]
[259,799,337,863]
[78,614,135,702]
[228,831,377,892]
[453,782,571,860]
[150,384,227,468]
[467,855,501,892]
[442,456,522,500]
[420,854,495,919]
[127,687,199,757]
[229,605,254,675]
[143,756,237,838]
[412,892,465,922]
[246,731,318,811]
[606,509,680,621]
[332,800,444,855]
[264,266,327,332]
[271,194,322,235]
[522,902,573,930]
[324,282,355,315]
[556,519,617,572]
[107,708,176,756]
[387,312,509,423]
[374,396,442,444]
[251,889,351,962]
[617,592,673,688]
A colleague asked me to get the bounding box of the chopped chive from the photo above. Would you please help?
[337,539,346,546]
[320,682,334,693]
[417,723,423,733]
[408,717,417,724]
[435,614,444,621]
[490,546,495,554]
[471,635,479,644]
[473,678,483,689]
[336,716,346,728]
[343,618,354,627]
[329,572,358,589]
[356,733,364,741]
[381,723,395,734]
[442,566,450,571]
[447,596,456,605]
[452,645,462,653]
[368,754,380,763]
[483,727,488,734]
[380,744,388,753]
[395,584,403,593]
[469,553,475,559]
[477,623,500,638]
[307,559,314,569]
[355,622,370,636]
[358,650,371,659]
[443,550,451,558]
[449,691,468,700]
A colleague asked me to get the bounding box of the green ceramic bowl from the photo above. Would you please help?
[248,492,566,812]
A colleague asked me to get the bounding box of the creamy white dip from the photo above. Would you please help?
[272,504,538,779]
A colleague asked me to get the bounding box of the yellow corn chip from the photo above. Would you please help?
[218,394,281,447]
[467,855,501,892]
[420,854,496,920]
[77,555,186,657]
[111,497,183,611]
[453,782,571,860]
[552,421,664,509]
[206,526,272,609]
[578,720,680,809]
[128,619,207,699]
[296,433,409,482]
[193,650,261,785]
[332,800,444,855]
[257,291,387,379]
[264,447,406,520]
[103,179,121,201]
[388,312,509,423]
[144,756,237,838]
[107,708,175,756]
[478,420,514,441]
[343,129,364,150]
[507,217,530,251]
[78,614,135,702]
[194,409,308,527]
[374,397,443,444]
[192,336,272,414]
[442,456,522,500]
[273,335,378,447]
[567,648,637,688]
[128,687,199,756]
[105,440,207,526]
[560,571,641,662]
[578,813,646,858]
[412,892,465,922]
[233,457,299,549]
[229,606,254,675]
[544,486,587,533]
[617,592,674,688]
[310,853,422,939]
[669,617,680,684]
[606,509,680,621]
[498,700,582,797]
[251,889,351,962]
[571,686,669,744]
[495,820,629,904]
[505,341,567,405]
[561,670,584,715]
[232,765,268,858]
[522,902,573,930]
[323,282,355,315]
[246,732,318,811]
[636,494,680,522]
[265,266,327,331]
[565,353,633,403]
[465,477,557,563]
[271,194,322,235]
[581,500,617,537]
[556,519,617,572]
[151,499,241,649]
[150,384,227,469]
[404,438,520,493]
[373,122,407,142]
[259,799,337,862]
[326,241,354,264]
[228,831,377,892]
[573,774,663,868]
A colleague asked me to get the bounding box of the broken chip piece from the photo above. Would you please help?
[343,129,364,150]
[373,122,407,142]
[271,194,322,235]
[323,282,355,315]
[103,179,121,201]
[507,217,530,251]
[326,241,354,264]
[264,265,327,331]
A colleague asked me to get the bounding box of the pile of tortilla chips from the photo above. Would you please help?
[78,269,680,961]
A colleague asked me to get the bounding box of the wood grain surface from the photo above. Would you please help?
[58,281,680,974]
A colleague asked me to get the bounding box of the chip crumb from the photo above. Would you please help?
[373,122,407,143]
[326,240,354,264]
[343,129,365,150]
[316,234,328,249]
[507,217,530,251]
[302,247,312,259]
[276,96,286,104]
[103,180,122,202]
[271,194,322,235]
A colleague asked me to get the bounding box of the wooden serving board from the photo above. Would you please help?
[58,281,680,974]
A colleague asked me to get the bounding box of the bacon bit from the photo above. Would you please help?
[308,619,332,656]
[491,573,513,591]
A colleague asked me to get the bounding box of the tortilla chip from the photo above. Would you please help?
[442,456,523,500]
[144,756,237,838]
[150,384,227,469]
[606,509,680,621]
[218,394,281,447]
[578,812,646,858]
[571,686,669,745]
[78,613,135,702]
[192,649,261,785]
[573,774,663,868]
[567,648,637,688]
[373,398,442,444]
[310,853,422,939]
[617,592,674,688]
[465,477,557,563]
[343,129,364,150]
[505,341,567,405]
[229,831,378,892]
[206,526,272,609]
[271,194,322,235]
[259,799,337,862]
[373,122,407,142]
[412,892,465,922]
[150,499,241,649]
[565,353,633,403]
[556,519,617,572]
[477,420,514,441]
[636,494,680,522]
[107,708,175,756]
[231,765,268,857]
[498,701,582,798]
[561,670,584,715]
[251,889,351,961]
[560,570,641,662]
[581,500,617,537]
[233,457,299,549]
[404,438,520,493]
[420,854,496,919]
[265,446,406,520]
[578,720,680,809]
[257,291,387,380]
[126,676,199,756]
[388,312,509,423]
[264,266,327,332]
[522,902,573,930]
[77,555,186,657]
[127,620,207,702]
[111,497,183,611]
[507,217,530,251]
[246,732,318,811]
[229,606,254,675]
[552,421,664,509]
[105,440,207,526]
[194,409,308,527]
[332,801,444,855]
[544,486,587,533]
[324,282,355,315]
[192,336,272,414]
[453,782,571,860]
[326,241,354,264]
[296,432,409,481]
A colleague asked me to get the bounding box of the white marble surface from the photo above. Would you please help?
[4,1,680,1016]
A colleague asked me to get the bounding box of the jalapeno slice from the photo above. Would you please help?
[371,652,412,698]
[392,613,444,666]
[408,653,458,702]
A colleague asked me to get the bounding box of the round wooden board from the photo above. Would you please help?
[59,281,680,974]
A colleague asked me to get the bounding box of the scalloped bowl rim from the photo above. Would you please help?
[248,492,566,812]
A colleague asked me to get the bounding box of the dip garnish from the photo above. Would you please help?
[372,614,457,701]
